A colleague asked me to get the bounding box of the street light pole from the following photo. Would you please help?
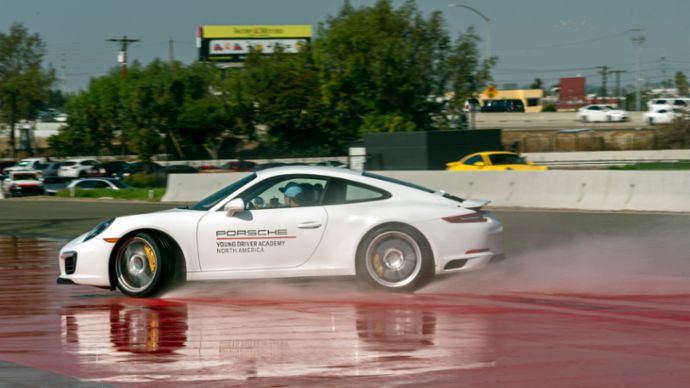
[448,3,491,59]
[631,30,645,112]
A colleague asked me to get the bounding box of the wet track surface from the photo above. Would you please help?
[2,202,690,386]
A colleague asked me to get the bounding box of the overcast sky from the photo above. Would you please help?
[3,0,689,93]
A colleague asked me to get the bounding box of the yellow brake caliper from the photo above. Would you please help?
[144,245,157,273]
[373,253,385,276]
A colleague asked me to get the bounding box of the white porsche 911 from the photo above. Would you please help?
[58,166,504,297]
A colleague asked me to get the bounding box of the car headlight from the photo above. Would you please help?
[83,218,115,242]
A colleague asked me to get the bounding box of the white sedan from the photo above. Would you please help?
[66,178,130,190]
[57,166,504,297]
[58,159,100,178]
[576,104,629,123]
[643,108,681,125]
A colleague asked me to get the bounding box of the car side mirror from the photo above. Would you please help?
[224,198,245,217]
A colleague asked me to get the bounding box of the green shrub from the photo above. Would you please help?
[123,173,161,188]
[56,188,166,201]
[541,103,557,112]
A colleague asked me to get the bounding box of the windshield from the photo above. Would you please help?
[190,173,257,211]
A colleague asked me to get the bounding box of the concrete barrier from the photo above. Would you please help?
[161,172,250,202]
[162,170,690,213]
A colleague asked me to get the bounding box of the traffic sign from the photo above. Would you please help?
[485,84,497,98]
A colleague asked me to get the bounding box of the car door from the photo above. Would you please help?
[587,105,602,121]
[196,175,329,272]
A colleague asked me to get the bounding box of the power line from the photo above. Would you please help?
[495,29,637,52]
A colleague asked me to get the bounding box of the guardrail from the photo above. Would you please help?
[524,149,690,169]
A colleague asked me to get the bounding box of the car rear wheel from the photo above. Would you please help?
[356,224,434,292]
[114,232,171,297]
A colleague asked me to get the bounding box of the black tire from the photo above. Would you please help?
[356,224,434,292]
[114,232,175,297]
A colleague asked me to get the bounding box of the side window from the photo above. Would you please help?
[242,176,327,209]
[464,155,483,165]
[322,178,389,205]
[345,185,382,201]
[76,181,95,189]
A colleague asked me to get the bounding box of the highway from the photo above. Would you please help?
[471,111,647,130]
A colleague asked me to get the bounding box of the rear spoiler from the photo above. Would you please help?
[460,199,490,210]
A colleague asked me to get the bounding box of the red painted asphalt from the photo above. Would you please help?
[2,236,690,387]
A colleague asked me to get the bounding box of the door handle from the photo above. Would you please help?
[297,222,322,229]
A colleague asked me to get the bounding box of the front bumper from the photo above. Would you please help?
[57,233,113,288]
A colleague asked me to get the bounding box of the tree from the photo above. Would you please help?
[447,26,498,114]
[242,46,335,155]
[531,78,543,90]
[676,71,689,97]
[0,23,56,158]
[314,0,455,138]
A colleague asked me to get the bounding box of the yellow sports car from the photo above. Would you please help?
[446,151,548,171]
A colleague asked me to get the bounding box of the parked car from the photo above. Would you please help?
[58,159,100,178]
[88,161,129,178]
[117,161,164,178]
[66,178,130,191]
[643,108,680,125]
[2,170,45,197]
[0,160,16,177]
[576,104,629,123]
[220,160,257,172]
[163,165,200,174]
[312,160,347,168]
[33,161,65,182]
[480,99,525,112]
[446,151,549,171]
[463,98,482,113]
[4,158,47,174]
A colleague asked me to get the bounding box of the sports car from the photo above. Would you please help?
[57,166,504,297]
[446,151,548,171]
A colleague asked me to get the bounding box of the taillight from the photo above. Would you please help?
[442,212,487,223]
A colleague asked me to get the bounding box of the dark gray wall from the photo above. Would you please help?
[364,130,502,170]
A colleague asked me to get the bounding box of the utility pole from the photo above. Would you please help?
[169,39,175,65]
[596,65,609,101]
[631,30,645,112]
[106,35,140,80]
[609,70,626,102]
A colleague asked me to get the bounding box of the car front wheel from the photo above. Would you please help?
[114,232,171,297]
[356,224,434,292]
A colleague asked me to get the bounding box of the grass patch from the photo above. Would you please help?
[56,188,166,201]
[609,161,690,170]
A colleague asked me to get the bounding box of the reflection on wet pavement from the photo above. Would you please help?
[3,236,690,387]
